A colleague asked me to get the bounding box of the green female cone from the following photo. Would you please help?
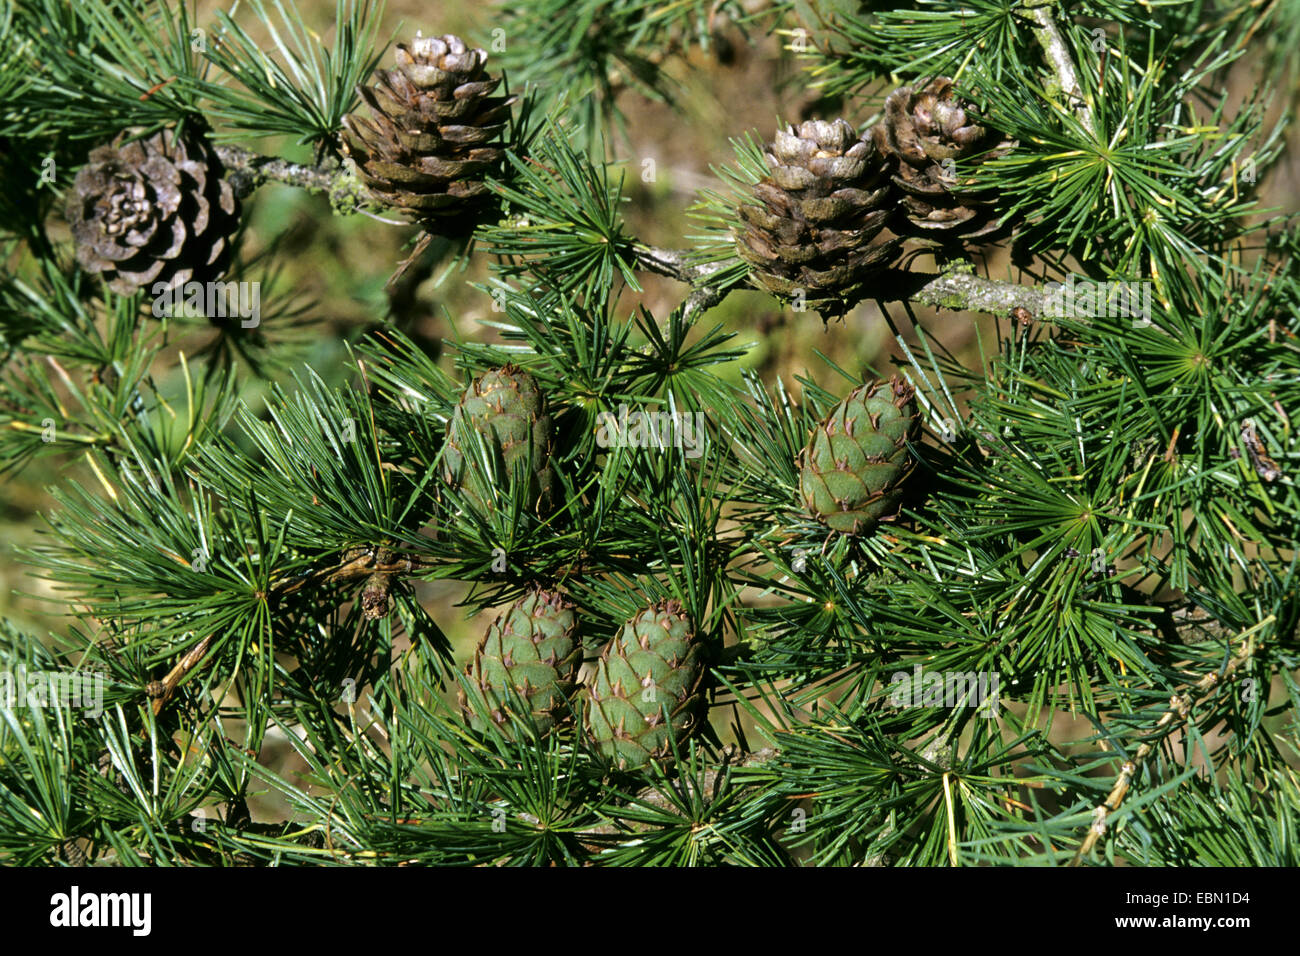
[585,601,706,770]
[443,365,556,516]
[799,376,919,534]
[461,589,581,735]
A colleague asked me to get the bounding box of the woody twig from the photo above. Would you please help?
[147,634,214,716]
[1068,618,1269,865]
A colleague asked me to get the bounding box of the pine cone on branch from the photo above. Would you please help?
[872,77,1015,240]
[443,365,557,518]
[799,376,920,535]
[342,34,515,230]
[460,589,582,737]
[736,119,902,318]
[66,128,240,297]
[584,601,707,771]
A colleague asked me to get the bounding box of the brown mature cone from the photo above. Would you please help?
[66,128,239,297]
[872,77,1015,240]
[736,118,902,318]
[342,34,514,227]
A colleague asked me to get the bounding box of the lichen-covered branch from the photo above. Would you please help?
[633,245,731,320]
[1024,1,1094,129]
[896,269,1046,316]
[633,245,1049,318]
[215,144,367,212]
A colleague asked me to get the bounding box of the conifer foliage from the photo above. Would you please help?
[0,0,1298,867]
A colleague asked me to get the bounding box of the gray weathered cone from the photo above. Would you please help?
[872,77,1016,240]
[342,34,515,226]
[66,128,240,297]
[736,118,902,318]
